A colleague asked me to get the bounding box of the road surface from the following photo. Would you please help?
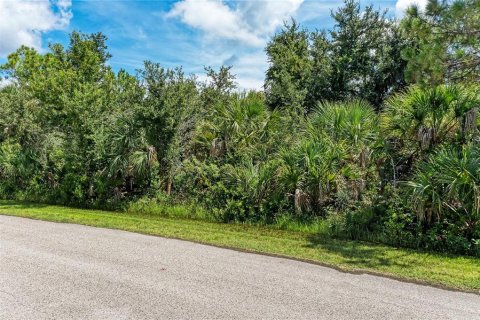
[0,215,479,319]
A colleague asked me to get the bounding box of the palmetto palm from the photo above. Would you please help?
[279,100,380,214]
[408,144,480,224]
[381,84,480,186]
[193,92,282,162]
[310,100,379,167]
[107,115,158,189]
[382,85,479,153]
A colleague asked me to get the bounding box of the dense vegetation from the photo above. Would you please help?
[1,0,479,256]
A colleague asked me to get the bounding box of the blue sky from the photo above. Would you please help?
[0,0,425,89]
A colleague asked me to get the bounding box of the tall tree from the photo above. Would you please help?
[401,0,480,85]
[324,0,406,108]
[264,20,312,111]
[265,1,407,112]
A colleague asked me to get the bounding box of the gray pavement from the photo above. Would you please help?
[0,215,479,320]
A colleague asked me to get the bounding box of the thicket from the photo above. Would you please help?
[1,0,479,255]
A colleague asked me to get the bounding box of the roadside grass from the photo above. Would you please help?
[0,199,479,293]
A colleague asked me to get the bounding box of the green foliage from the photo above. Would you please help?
[407,144,480,231]
[265,0,406,111]
[381,84,480,182]
[126,193,209,221]
[1,0,480,257]
[401,0,480,85]
[265,20,311,110]
[327,0,406,107]
[175,92,290,222]
[278,100,381,215]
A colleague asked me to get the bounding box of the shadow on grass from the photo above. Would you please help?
[0,200,49,210]
[306,233,412,269]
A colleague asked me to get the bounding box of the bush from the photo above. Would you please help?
[174,158,286,223]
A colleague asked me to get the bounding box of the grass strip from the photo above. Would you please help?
[0,200,478,293]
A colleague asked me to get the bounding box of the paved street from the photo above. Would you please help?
[1,215,479,319]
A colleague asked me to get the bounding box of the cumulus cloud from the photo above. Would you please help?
[396,0,428,16]
[0,0,72,56]
[167,0,263,46]
[166,0,306,89]
[236,0,303,35]
[167,0,303,47]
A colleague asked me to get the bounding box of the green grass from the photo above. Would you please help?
[0,200,479,293]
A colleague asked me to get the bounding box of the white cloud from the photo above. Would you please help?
[237,0,303,35]
[167,0,303,47]
[167,0,263,46]
[166,0,306,89]
[0,0,72,56]
[395,0,428,16]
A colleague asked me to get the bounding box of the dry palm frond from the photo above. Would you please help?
[294,188,310,214]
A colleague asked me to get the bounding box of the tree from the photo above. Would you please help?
[325,0,407,108]
[265,20,312,111]
[0,32,121,204]
[401,0,480,85]
[265,1,407,112]
[89,61,201,198]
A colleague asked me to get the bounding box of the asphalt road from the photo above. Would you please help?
[0,215,479,320]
